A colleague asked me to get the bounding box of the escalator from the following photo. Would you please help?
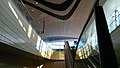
[74,53,100,68]
[64,41,101,68]
[74,60,87,68]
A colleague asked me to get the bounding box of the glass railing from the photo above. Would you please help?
[75,0,120,67]
[75,11,120,68]
[75,13,101,67]
[107,7,120,33]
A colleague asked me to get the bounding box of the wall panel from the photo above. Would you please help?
[0,0,42,56]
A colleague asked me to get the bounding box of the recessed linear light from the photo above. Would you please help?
[36,2,38,4]
[32,9,34,11]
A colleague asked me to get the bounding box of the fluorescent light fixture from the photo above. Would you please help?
[8,2,18,19]
[40,64,43,68]
[36,36,41,50]
[27,25,32,38]
[18,19,23,27]
[23,27,26,31]
[8,2,27,32]
[41,41,47,51]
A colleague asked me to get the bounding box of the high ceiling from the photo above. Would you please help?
[18,0,106,42]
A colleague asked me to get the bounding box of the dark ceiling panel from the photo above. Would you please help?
[22,0,81,20]
[34,0,73,11]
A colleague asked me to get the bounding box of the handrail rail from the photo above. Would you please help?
[89,44,100,64]
[91,51,100,63]
[81,60,87,68]
[88,58,97,68]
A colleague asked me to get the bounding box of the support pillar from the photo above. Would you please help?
[95,6,118,68]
